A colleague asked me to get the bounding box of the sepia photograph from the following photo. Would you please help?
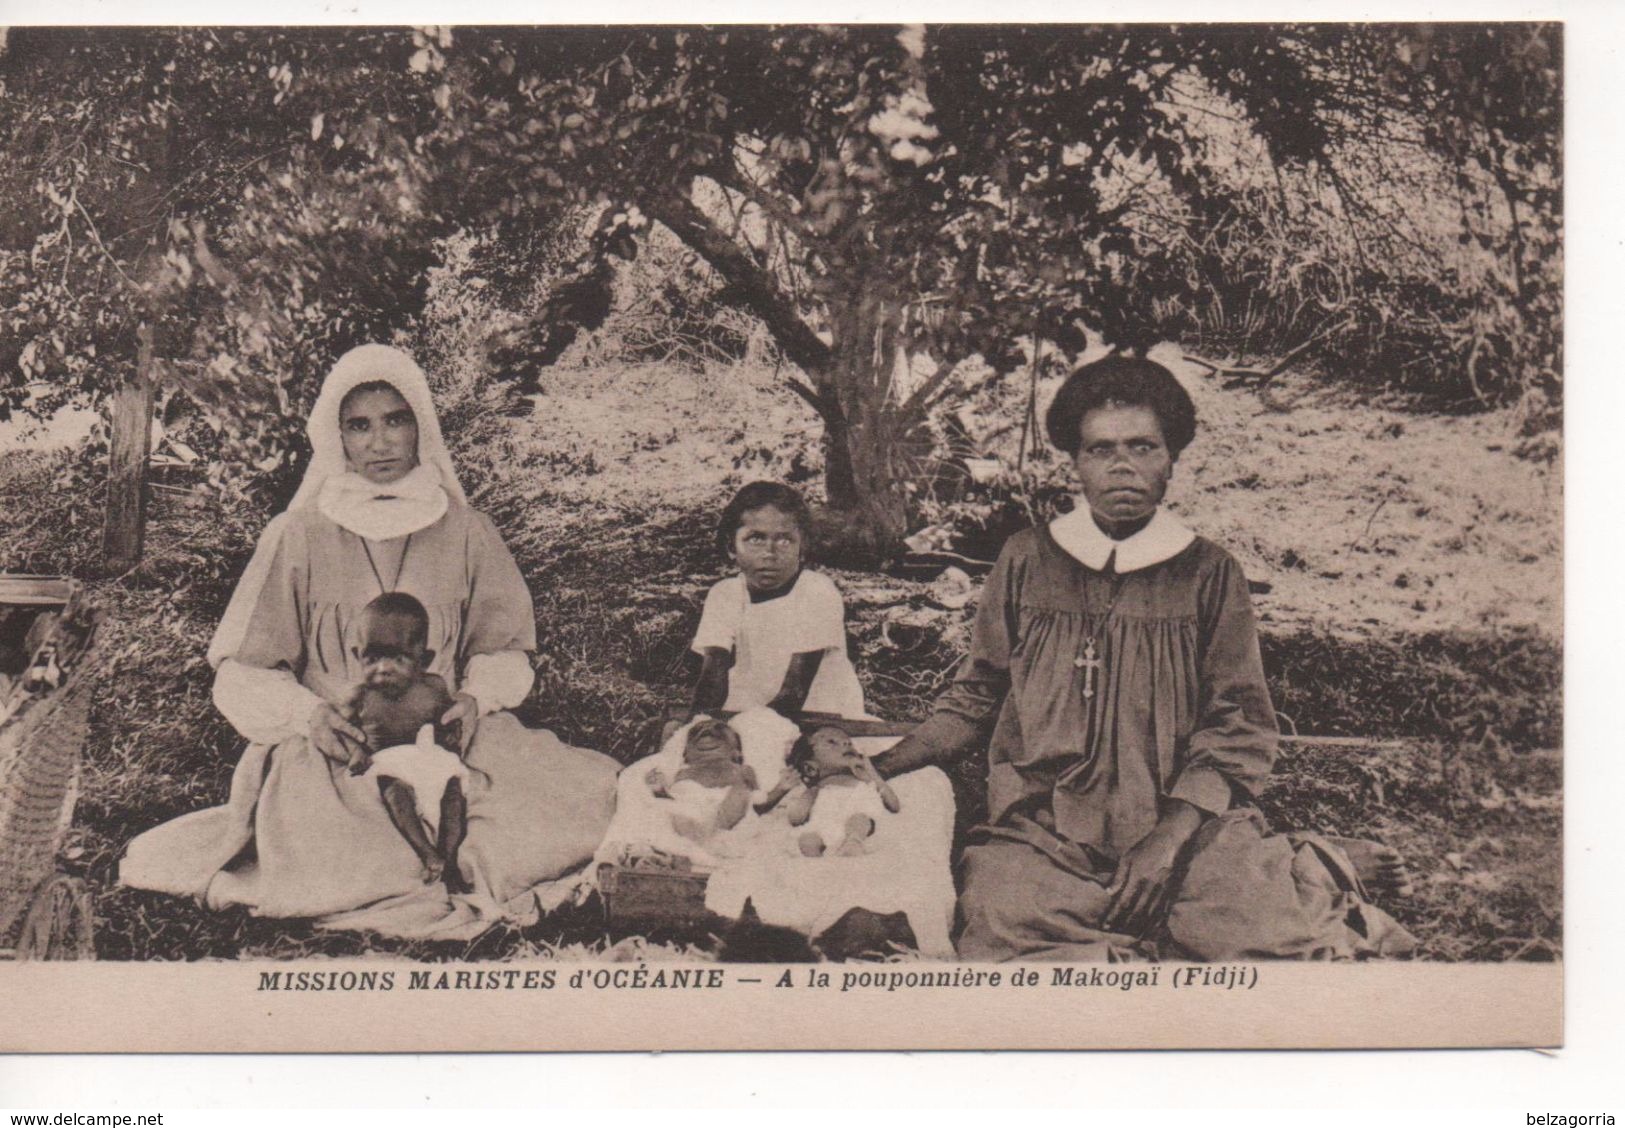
[0,20,1563,1051]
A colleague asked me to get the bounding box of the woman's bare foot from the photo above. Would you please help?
[1328,836,1413,899]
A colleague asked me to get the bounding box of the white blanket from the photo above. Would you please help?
[592,708,957,957]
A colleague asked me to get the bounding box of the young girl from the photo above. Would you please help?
[689,482,867,720]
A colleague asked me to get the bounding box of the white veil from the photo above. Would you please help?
[289,342,468,511]
[208,343,466,668]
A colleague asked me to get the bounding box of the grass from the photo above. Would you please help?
[0,355,1562,963]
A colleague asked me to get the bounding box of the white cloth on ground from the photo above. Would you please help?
[704,761,956,957]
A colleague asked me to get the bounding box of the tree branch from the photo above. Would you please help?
[70,188,137,288]
[1183,314,1352,384]
[899,353,963,419]
[782,373,843,429]
[713,154,818,249]
[641,189,833,379]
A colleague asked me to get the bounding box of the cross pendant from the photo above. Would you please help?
[1075,639,1103,701]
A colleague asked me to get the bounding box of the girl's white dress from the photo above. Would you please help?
[691,570,867,717]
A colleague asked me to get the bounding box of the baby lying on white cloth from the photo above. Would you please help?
[593,707,957,957]
[644,715,758,845]
[595,708,795,869]
[755,725,903,857]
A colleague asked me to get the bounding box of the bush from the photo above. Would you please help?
[1141,165,1559,422]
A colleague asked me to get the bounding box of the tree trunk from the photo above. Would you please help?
[814,294,914,566]
[821,413,859,513]
[816,410,911,567]
[642,189,918,562]
[102,323,156,575]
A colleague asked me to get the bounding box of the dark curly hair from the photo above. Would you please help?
[359,591,430,649]
[1044,354,1198,458]
[715,481,813,558]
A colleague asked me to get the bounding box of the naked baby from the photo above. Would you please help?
[757,725,901,857]
[343,591,474,894]
[646,715,758,845]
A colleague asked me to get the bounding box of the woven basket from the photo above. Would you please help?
[0,583,98,945]
[597,862,713,930]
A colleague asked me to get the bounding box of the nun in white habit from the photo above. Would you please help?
[121,344,618,937]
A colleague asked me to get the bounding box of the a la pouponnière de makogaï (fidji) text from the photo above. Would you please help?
[253,963,1259,994]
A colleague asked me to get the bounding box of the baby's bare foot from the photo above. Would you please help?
[1327,836,1413,899]
[798,833,826,857]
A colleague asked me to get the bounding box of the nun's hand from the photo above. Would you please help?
[1102,800,1204,936]
[309,702,367,766]
[441,692,480,756]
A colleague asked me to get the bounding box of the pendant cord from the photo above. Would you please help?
[1088,550,1129,636]
[358,532,414,594]
[1080,551,1128,704]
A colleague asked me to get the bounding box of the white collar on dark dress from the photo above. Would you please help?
[1048,505,1196,574]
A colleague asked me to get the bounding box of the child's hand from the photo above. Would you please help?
[786,786,817,827]
[753,765,802,816]
[440,692,480,756]
[767,650,825,717]
[853,754,883,784]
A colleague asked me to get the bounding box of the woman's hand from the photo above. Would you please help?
[308,702,367,766]
[441,692,480,756]
[1102,800,1205,936]
[870,733,934,779]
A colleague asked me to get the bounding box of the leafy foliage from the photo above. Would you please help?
[416,25,1560,547]
[1148,26,1561,432]
[1,28,449,499]
[2,25,1562,544]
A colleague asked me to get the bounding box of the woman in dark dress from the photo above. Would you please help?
[876,355,1413,961]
